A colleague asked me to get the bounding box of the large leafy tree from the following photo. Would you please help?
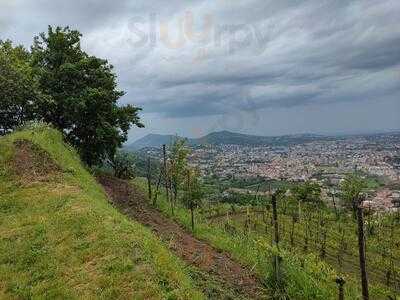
[31,26,143,165]
[0,40,48,135]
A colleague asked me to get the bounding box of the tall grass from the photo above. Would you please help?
[0,126,204,299]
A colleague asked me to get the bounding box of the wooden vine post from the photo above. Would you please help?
[272,192,281,285]
[303,211,310,253]
[146,157,152,200]
[357,195,369,300]
[272,192,278,238]
[386,218,395,287]
[331,189,339,219]
[162,144,174,215]
[290,214,296,247]
[153,167,162,206]
[187,169,195,232]
[244,206,250,235]
[162,144,169,201]
[335,276,346,300]
[337,225,346,272]
[320,217,327,259]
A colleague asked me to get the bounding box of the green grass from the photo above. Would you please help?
[0,125,204,299]
[134,178,397,299]
[196,198,400,292]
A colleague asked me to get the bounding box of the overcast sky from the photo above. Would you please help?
[1,0,399,141]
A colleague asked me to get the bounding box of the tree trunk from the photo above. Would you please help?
[357,202,369,300]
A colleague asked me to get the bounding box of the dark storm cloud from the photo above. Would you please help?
[342,37,400,70]
[1,0,399,136]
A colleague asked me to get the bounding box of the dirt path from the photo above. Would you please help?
[97,175,267,300]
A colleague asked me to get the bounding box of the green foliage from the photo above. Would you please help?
[340,173,366,205]
[109,150,136,179]
[0,27,144,166]
[0,127,203,299]
[168,138,191,199]
[292,181,322,204]
[340,173,367,219]
[30,26,144,166]
[0,40,49,135]
[129,151,161,178]
[221,191,266,206]
[182,168,204,209]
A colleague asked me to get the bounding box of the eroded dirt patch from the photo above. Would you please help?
[11,140,61,183]
[97,174,267,300]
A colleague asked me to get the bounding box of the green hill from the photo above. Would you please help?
[127,130,337,150]
[0,125,203,299]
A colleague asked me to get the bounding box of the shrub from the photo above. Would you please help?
[109,150,136,179]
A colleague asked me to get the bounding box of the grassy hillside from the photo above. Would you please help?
[0,125,203,299]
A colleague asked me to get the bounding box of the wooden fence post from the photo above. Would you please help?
[331,190,339,219]
[335,276,345,300]
[290,215,296,247]
[162,144,174,215]
[187,170,194,232]
[153,168,162,206]
[245,206,250,235]
[272,194,279,245]
[162,144,169,202]
[147,157,152,200]
[272,193,281,286]
[357,196,369,300]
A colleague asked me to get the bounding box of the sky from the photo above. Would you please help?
[1,0,399,142]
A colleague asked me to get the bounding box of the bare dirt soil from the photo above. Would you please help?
[97,175,267,300]
[11,140,61,183]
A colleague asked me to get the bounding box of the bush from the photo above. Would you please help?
[110,150,136,179]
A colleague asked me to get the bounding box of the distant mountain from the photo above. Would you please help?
[197,131,330,146]
[125,134,182,150]
[126,130,336,150]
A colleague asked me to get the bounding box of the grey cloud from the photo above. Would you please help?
[1,0,399,135]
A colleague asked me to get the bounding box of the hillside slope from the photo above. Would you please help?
[0,126,203,299]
